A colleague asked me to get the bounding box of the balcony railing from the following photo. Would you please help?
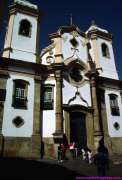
[111,106,120,116]
[12,96,27,109]
[43,100,53,110]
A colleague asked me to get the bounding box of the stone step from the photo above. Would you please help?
[110,155,122,165]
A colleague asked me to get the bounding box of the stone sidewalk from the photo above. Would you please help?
[0,157,122,178]
[39,158,122,177]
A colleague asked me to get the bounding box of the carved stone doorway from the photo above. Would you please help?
[70,111,87,150]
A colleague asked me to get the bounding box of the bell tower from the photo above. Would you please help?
[2,0,40,63]
[86,23,119,80]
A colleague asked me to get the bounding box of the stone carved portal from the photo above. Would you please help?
[70,111,87,150]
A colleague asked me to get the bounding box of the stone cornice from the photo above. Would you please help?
[51,62,65,70]
[54,54,63,58]
[40,43,55,57]
[9,3,41,17]
[49,25,86,38]
[0,57,48,75]
[87,29,112,41]
[49,33,61,39]
[58,25,86,37]
[63,104,94,113]
[98,76,122,89]
[0,69,10,79]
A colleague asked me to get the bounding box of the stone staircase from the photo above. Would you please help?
[110,155,122,165]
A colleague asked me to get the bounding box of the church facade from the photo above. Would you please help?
[0,0,122,159]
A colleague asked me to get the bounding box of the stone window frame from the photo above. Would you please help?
[69,65,84,83]
[43,84,54,110]
[18,19,32,37]
[68,60,86,86]
[12,79,29,109]
[101,43,110,58]
[64,58,88,87]
[109,93,120,116]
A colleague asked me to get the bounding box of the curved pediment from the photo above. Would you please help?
[64,57,88,71]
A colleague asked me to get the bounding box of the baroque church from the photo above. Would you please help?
[0,0,122,159]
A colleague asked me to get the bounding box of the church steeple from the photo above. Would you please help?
[2,0,40,63]
[86,23,119,80]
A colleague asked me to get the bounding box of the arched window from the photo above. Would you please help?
[19,19,32,37]
[109,94,120,116]
[12,79,29,109]
[43,84,54,110]
[101,43,110,58]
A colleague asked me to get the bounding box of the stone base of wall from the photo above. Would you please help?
[0,135,4,156]
[42,136,122,159]
[111,138,122,154]
[105,136,122,156]
[1,135,41,159]
[2,135,122,159]
[93,135,103,153]
[1,136,59,159]
[43,137,56,158]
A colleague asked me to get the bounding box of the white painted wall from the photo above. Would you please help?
[98,39,118,79]
[41,50,55,65]
[105,89,122,137]
[63,79,91,107]
[42,79,56,137]
[9,12,37,62]
[90,38,118,79]
[41,32,88,66]
[61,33,88,62]
[2,74,34,137]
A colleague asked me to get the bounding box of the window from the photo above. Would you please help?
[69,67,83,82]
[109,94,120,116]
[0,89,6,101]
[12,116,24,128]
[12,80,29,109]
[113,122,120,130]
[70,38,79,47]
[19,19,32,37]
[43,85,54,110]
[101,43,110,58]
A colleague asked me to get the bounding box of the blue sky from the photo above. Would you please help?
[1,0,122,79]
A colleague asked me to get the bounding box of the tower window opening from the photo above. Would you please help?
[101,43,110,58]
[19,19,32,37]
[109,94,120,116]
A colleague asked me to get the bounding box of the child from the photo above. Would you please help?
[58,144,63,163]
[87,149,92,164]
[81,148,86,160]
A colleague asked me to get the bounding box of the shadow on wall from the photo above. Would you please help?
[41,140,44,159]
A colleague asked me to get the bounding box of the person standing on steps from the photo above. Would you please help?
[94,138,109,176]
[57,144,63,163]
